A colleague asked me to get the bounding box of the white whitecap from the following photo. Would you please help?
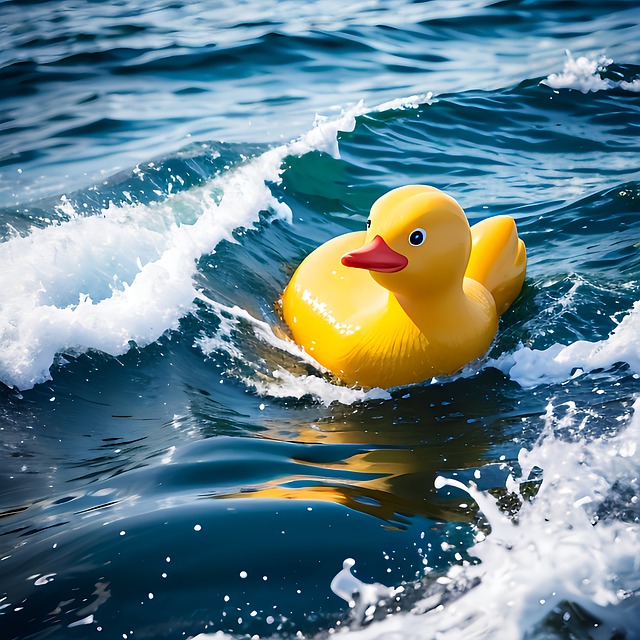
[248,369,390,407]
[541,50,638,94]
[495,301,640,388]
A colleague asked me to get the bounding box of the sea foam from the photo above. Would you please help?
[543,51,640,94]
[196,296,390,406]
[495,301,640,388]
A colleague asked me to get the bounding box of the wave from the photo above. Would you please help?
[2,4,640,639]
[1,97,435,391]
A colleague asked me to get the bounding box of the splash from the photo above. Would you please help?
[542,51,639,94]
[331,558,402,625]
[327,398,640,640]
[496,301,640,388]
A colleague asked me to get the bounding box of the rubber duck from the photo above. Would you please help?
[281,185,526,388]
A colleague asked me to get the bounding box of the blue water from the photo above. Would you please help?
[1,1,639,639]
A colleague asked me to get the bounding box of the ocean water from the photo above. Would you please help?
[1,0,639,638]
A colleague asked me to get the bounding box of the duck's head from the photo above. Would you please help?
[341,185,471,298]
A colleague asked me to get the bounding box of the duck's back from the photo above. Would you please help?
[466,216,526,314]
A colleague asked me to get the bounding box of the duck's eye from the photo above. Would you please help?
[409,228,426,246]
[366,219,371,229]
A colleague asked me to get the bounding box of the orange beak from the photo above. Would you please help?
[341,235,408,273]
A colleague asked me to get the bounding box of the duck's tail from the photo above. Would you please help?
[466,216,526,315]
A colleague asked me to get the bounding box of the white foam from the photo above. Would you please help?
[288,91,435,160]
[248,369,390,407]
[329,397,640,639]
[495,301,640,388]
[195,295,323,367]
[542,50,639,94]
[620,78,640,92]
[195,296,390,407]
[373,92,434,112]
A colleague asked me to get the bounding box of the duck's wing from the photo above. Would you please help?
[466,216,526,315]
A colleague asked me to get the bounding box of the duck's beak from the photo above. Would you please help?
[341,235,408,273]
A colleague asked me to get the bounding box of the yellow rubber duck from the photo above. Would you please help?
[281,185,526,388]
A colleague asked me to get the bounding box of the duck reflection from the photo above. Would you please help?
[210,368,520,527]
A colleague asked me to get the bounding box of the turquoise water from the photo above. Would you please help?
[1,1,639,638]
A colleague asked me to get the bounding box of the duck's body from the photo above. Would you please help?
[281,186,526,388]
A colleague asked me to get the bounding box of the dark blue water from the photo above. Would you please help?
[1,1,639,639]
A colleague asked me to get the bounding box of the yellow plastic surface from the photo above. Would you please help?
[281,185,526,388]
